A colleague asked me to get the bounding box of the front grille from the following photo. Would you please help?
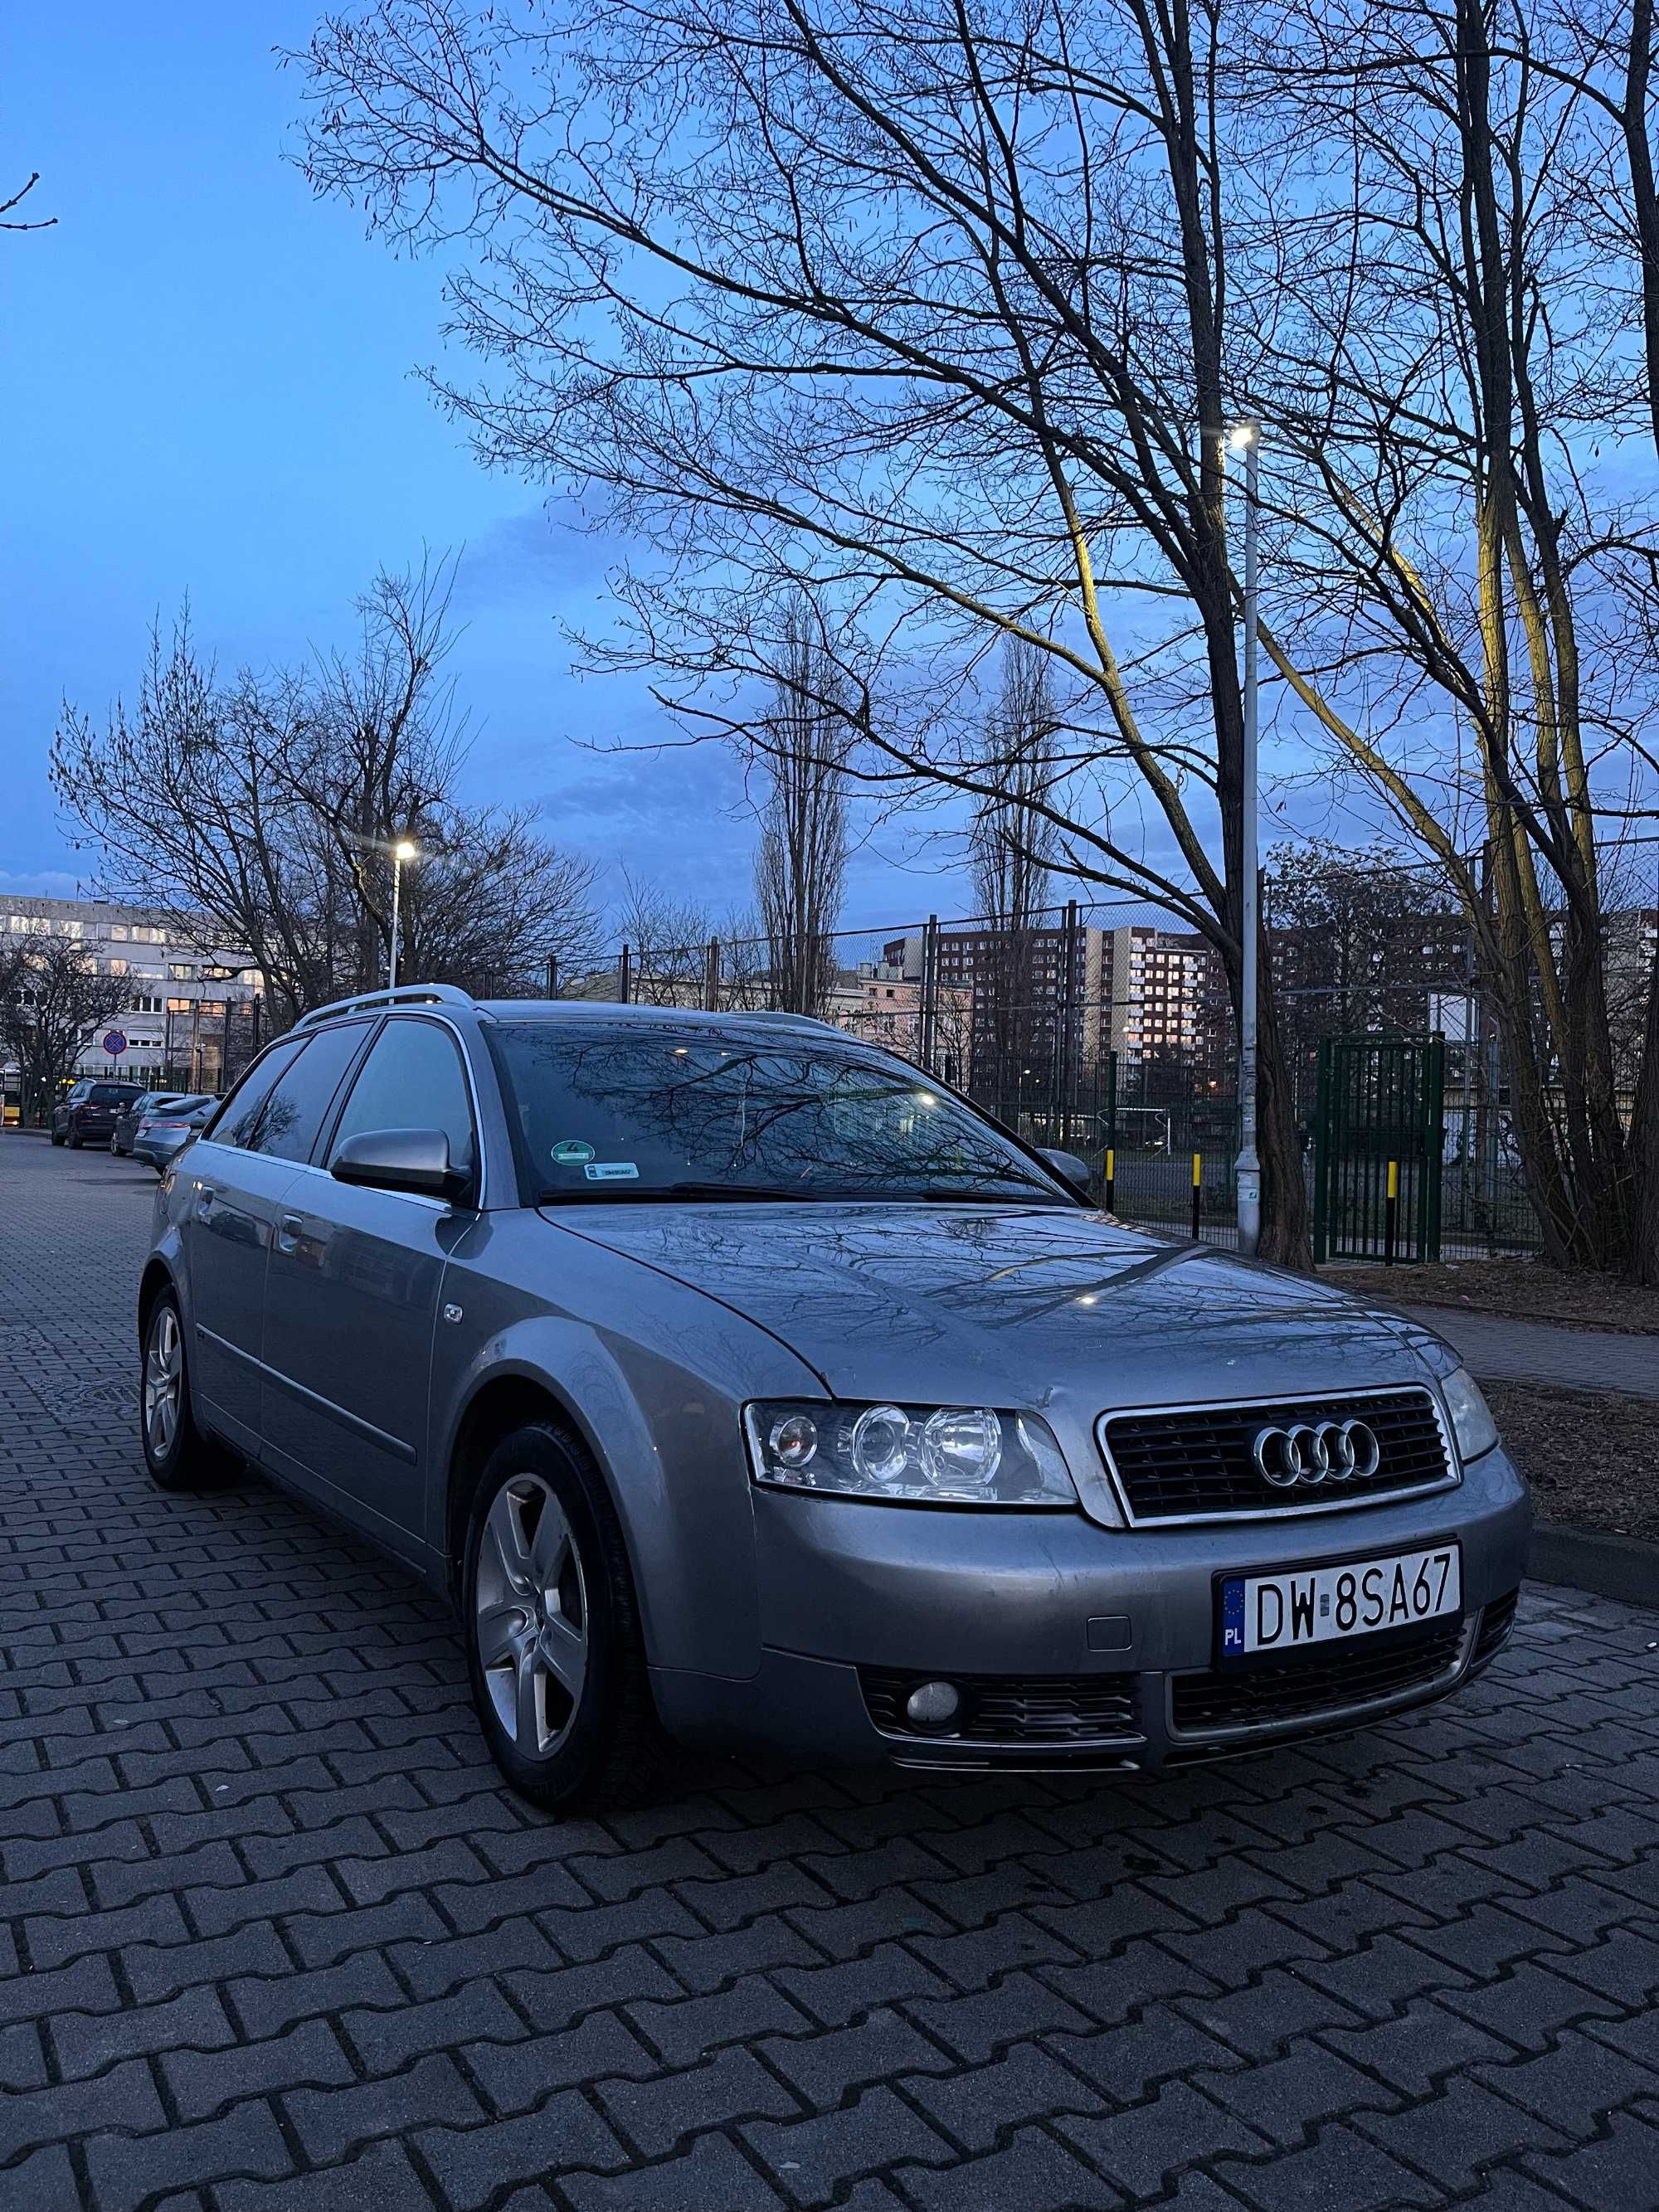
[1472,1588,1519,1666]
[1170,1617,1466,1735]
[1100,1388,1452,1524]
[859,1668,1139,1746]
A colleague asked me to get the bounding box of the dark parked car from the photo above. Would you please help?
[113,1091,193,1157]
[132,1096,214,1173]
[139,984,1529,1812]
[51,1078,143,1150]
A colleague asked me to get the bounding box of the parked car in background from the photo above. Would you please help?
[51,1079,144,1150]
[113,1091,194,1157]
[139,983,1530,1813]
[132,1096,214,1173]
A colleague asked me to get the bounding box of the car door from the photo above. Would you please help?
[184,1022,373,1468]
[181,1038,308,1451]
[57,1081,90,1138]
[259,1014,480,1555]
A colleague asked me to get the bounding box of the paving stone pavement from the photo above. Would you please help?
[1395,1309,1659,1402]
[3,1130,1658,2212]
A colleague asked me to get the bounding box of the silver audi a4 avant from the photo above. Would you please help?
[139,984,1530,1809]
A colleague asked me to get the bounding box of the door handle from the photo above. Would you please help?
[195,1184,216,1223]
[276,1213,303,1254]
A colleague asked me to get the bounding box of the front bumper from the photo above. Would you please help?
[650,1446,1530,1772]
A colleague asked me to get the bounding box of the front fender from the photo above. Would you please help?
[138,1216,189,1351]
[434,1305,821,1680]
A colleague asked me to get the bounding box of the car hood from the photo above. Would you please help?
[549,1200,1446,1409]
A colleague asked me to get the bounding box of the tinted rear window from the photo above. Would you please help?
[88,1085,141,1103]
[209,1038,305,1150]
[250,1023,370,1163]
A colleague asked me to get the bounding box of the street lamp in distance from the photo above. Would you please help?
[1227,417,1261,1259]
[389,839,420,991]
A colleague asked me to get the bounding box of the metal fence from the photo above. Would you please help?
[158,994,267,1097]
[544,881,1653,1257]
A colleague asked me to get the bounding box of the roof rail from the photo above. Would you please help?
[293,983,477,1032]
[745,1009,842,1032]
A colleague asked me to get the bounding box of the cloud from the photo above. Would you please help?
[0,868,85,898]
[450,499,626,612]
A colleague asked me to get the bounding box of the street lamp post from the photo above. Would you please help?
[1230,421,1262,1260]
[388,839,419,990]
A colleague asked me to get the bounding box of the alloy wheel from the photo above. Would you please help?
[144,1305,182,1458]
[475,1473,589,1760]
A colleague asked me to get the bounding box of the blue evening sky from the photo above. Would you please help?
[0,3,975,940]
[4,7,1397,950]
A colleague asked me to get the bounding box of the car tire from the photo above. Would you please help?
[66,1128,82,1150]
[140,1290,238,1493]
[462,1421,674,1813]
[50,1130,64,1147]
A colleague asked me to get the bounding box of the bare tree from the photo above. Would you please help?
[0,932,127,1126]
[1241,0,1659,1271]
[1266,841,1467,1103]
[53,563,601,1021]
[1534,0,1659,1281]
[753,605,850,1018]
[613,872,712,1004]
[968,639,1063,1116]
[292,0,1319,1262]
[294,0,1659,1268]
[54,614,333,1028]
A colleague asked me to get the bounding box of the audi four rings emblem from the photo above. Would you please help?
[1250,1417,1383,1487]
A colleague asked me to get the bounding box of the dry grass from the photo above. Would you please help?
[1483,1379,1659,1541]
[1322,1258,1659,1337]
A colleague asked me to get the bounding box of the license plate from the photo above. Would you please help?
[1219,1544,1461,1658]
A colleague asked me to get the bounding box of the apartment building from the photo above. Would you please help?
[1,894,262,1099]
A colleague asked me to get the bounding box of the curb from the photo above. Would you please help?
[1529,1522,1659,1608]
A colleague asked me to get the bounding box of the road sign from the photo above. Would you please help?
[102,1031,128,1057]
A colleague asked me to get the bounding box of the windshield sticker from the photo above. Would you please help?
[550,1138,596,1165]
[584,1160,640,1182]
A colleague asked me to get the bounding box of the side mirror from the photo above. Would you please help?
[1038,1146,1092,1195]
[330,1126,469,1200]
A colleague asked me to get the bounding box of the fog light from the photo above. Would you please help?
[904,1680,961,1731]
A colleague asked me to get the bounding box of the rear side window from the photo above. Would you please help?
[209,1038,305,1150]
[331,1018,476,1181]
[251,1023,370,1163]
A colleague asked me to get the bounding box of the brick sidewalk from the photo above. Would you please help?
[1397,1307,1659,1401]
[3,1133,1658,2210]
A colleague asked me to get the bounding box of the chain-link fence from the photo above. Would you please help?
[543,881,1659,1257]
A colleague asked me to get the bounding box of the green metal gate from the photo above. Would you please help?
[1312,1033,1446,1264]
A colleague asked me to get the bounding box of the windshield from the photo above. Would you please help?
[490,1023,1074,1206]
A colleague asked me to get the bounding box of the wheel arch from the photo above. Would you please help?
[137,1256,178,1354]
[444,1370,620,1608]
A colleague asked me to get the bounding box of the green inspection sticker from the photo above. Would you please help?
[550,1138,596,1165]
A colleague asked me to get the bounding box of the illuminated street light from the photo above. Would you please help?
[1227,418,1261,1258]
[389,839,421,990]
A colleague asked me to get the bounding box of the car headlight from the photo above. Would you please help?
[1440,1365,1498,1463]
[744,1401,1079,1506]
